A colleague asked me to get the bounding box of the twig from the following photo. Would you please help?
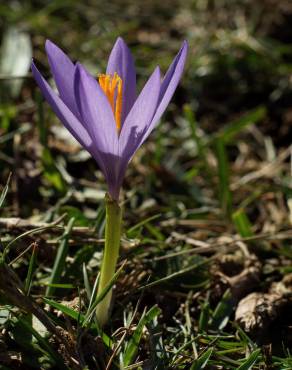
[8,242,37,266]
[3,214,67,256]
[155,229,292,261]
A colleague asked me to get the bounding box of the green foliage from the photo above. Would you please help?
[122,305,161,367]
[190,347,213,370]
[210,289,233,331]
[237,349,261,370]
[45,217,75,297]
[232,209,253,238]
[215,137,232,218]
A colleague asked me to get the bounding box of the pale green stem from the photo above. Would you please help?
[96,193,122,326]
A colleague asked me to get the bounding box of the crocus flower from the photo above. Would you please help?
[31,38,188,200]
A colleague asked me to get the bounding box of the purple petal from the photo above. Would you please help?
[106,37,136,123]
[74,63,119,156]
[74,63,122,198]
[45,40,80,118]
[140,41,188,145]
[118,66,161,166]
[154,41,188,123]
[31,61,92,151]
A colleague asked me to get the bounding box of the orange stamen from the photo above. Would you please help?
[98,73,123,131]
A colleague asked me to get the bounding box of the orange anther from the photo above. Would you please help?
[98,73,123,131]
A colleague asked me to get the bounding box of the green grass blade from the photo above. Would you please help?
[44,283,74,289]
[24,243,38,295]
[139,257,212,290]
[190,347,213,370]
[43,149,67,193]
[127,213,161,237]
[198,298,210,333]
[147,312,166,366]
[123,305,161,366]
[215,106,266,144]
[46,217,75,297]
[237,349,261,370]
[87,273,99,312]
[43,297,84,323]
[83,262,91,301]
[43,297,116,349]
[82,260,126,326]
[215,137,232,218]
[17,315,68,369]
[235,324,256,348]
[93,203,106,236]
[3,217,65,257]
[232,209,253,237]
[83,262,100,315]
[210,289,233,330]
